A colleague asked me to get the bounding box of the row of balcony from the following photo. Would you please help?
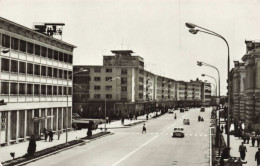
[0,95,72,103]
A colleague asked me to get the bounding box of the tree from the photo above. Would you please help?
[27,134,36,157]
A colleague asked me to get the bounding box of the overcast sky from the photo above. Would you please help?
[1,0,260,95]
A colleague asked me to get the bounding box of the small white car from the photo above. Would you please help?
[172,128,185,138]
[183,119,190,125]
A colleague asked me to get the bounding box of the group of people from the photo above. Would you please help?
[198,115,204,122]
[42,128,61,142]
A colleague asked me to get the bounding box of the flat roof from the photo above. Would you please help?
[111,50,134,54]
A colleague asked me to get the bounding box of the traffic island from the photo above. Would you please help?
[2,132,111,166]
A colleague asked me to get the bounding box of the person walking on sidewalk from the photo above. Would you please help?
[252,132,256,147]
[257,135,260,147]
[246,132,250,144]
[255,148,260,166]
[242,132,247,144]
[44,130,48,142]
[48,129,53,142]
[239,142,247,160]
[142,124,146,134]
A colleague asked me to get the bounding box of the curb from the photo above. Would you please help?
[124,121,146,126]
[2,132,111,166]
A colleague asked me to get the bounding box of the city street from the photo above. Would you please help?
[27,107,211,166]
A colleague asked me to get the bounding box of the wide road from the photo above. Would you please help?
[27,107,212,166]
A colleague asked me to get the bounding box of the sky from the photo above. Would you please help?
[1,0,260,95]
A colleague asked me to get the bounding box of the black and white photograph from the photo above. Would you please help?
[0,0,260,165]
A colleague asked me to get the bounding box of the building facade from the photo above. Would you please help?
[0,17,75,145]
[73,50,212,119]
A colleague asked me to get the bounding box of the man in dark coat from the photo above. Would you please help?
[255,148,260,166]
[48,129,53,142]
[239,142,247,160]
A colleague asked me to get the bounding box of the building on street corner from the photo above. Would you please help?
[0,17,76,146]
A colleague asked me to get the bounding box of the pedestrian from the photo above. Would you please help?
[57,130,61,140]
[246,133,250,144]
[239,142,247,160]
[221,125,224,132]
[142,124,146,134]
[255,148,260,166]
[242,132,247,144]
[252,133,256,147]
[44,130,48,142]
[257,135,260,147]
[146,114,148,120]
[220,147,230,166]
[48,129,53,142]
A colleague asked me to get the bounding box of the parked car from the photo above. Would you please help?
[183,119,190,125]
[180,108,184,113]
[172,128,185,138]
[168,109,174,114]
[200,107,205,112]
[185,107,189,111]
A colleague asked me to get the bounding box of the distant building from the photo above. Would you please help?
[73,50,211,118]
[0,17,76,145]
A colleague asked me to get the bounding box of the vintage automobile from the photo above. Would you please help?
[172,128,185,138]
[185,107,189,111]
[200,107,205,112]
[168,109,174,114]
[180,108,185,113]
[183,119,190,125]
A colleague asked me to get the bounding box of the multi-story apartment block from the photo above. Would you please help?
[73,50,212,119]
[0,17,75,145]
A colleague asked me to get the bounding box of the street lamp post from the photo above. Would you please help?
[66,68,88,143]
[104,77,120,131]
[187,22,230,156]
[197,61,221,155]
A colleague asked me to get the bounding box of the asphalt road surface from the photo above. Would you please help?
[27,107,212,166]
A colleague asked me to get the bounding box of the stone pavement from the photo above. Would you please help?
[0,111,160,164]
[223,124,258,166]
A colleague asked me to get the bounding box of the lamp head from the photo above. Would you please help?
[79,68,88,72]
[189,28,198,34]
[197,61,202,66]
[185,22,197,29]
[201,74,205,77]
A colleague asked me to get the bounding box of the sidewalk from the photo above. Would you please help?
[0,111,160,164]
[223,124,258,166]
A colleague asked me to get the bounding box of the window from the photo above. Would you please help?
[19,83,26,95]
[63,87,67,95]
[59,52,63,61]
[94,68,101,72]
[106,94,112,99]
[54,50,59,60]
[1,82,9,94]
[19,61,26,74]
[27,63,33,75]
[53,68,58,78]
[48,48,53,59]
[94,94,100,99]
[68,55,73,64]
[94,86,101,90]
[11,37,19,50]
[47,85,52,95]
[94,77,101,81]
[58,69,63,78]
[34,64,40,75]
[34,84,40,95]
[27,84,33,95]
[58,86,62,95]
[1,58,10,71]
[106,77,112,81]
[53,86,57,95]
[35,44,40,56]
[106,68,112,72]
[11,60,18,73]
[121,77,127,84]
[41,85,46,95]
[64,70,68,79]
[41,47,47,57]
[64,53,68,63]
[121,86,127,92]
[121,69,127,75]
[139,85,143,90]
[69,87,72,95]
[19,40,26,52]
[47,67,52,77]
[2,34,10,48]
[27,42,34,54]
[68,71,72,80]
[41,66,47,76]
[106,86,112,90]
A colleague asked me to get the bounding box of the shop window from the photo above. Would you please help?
[41,85,46,95]
[11,37,19,50]
[35,44,40,56]
[27,42,34,54]
[27,63,33,75]
[34,64,40,76]
[19,40,26,52]
[54,50,59,60]
[19,83,26,95]
[34,84,40,95]
[2,34,10,48]
[11,60,18,73]
[1,58,10,71]
[41,47,47,57]
[47,85,52,95]
[27,84,33,95]
[48,48,53,59]
[1,82,9,95]
[19,61,26,74]
[47,67,52,77]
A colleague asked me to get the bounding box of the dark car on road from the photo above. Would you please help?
[180,108,184,113]
[200,107,205,112]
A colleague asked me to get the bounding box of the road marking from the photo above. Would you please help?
[112,135,159,166]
